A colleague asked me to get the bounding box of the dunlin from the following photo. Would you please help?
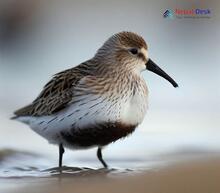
[12,32,178,168]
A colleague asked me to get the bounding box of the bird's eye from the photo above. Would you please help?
[129,48,138,55]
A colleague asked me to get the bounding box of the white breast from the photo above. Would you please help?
[120,88,148,126]
[18,76,148,144]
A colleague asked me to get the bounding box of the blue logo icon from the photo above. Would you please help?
[163,10,174,18]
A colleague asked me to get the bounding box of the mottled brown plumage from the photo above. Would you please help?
[14,61,96,116]
[13,31,178,168]
[14,31,148,117]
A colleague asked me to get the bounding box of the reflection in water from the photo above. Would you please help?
[0,148,149,178]
[0,148,218,179]
[44,167,128,178]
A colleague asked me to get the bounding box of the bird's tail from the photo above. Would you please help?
[10,116,18,120]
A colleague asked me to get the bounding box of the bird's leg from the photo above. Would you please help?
[59,143,65,169]
[97,147,108,168]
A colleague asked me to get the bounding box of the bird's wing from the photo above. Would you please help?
[13,62,94,117]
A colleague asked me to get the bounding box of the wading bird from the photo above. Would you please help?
[12,32,178,169]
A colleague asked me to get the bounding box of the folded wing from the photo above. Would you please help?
[14,61,94,117]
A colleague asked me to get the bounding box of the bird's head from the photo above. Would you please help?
[95,31,178,88]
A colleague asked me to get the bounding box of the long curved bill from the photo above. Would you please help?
[146,59,178,88]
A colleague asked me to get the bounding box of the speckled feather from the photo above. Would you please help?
[14,61,97,116]
[14,32,147,117]
[13,31,149,148]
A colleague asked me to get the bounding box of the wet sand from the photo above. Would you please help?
[2,154,220,193]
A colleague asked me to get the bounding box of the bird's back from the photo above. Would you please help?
[13,61,148,148]
[13,61,95,117]
[13,31,150,148]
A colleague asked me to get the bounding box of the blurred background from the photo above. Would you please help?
[0,0,219,169]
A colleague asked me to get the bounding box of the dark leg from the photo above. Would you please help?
[97,147,108,168]
[59,144,65,168]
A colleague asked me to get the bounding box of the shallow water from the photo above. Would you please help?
[0,148,158,178]
[0,147,220,193]
[0,148,218,179]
